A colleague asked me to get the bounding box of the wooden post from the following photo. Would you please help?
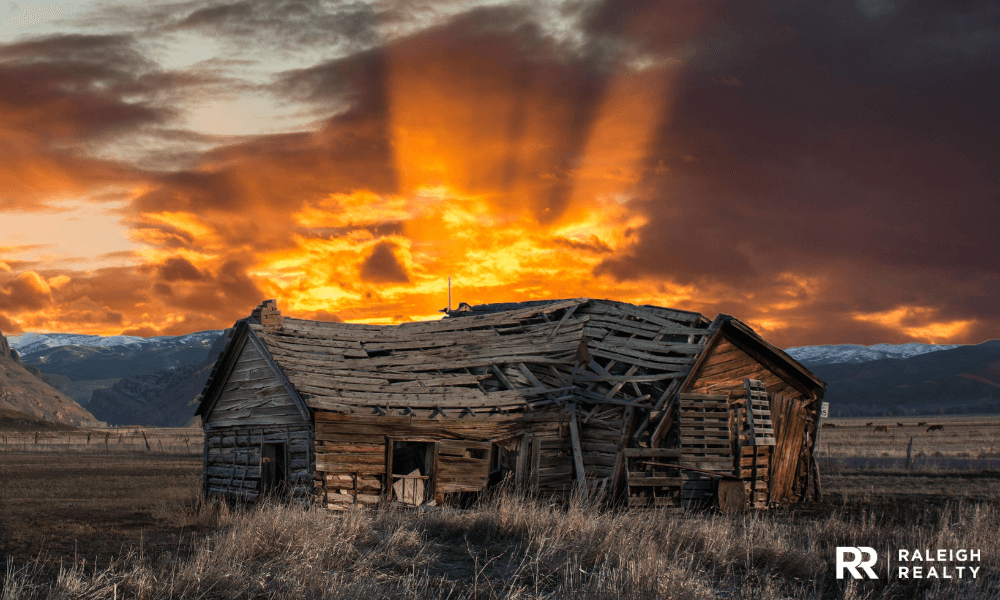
[568,404,587,496]
[905,436,914,471]
[609,406,635,501]
[530,437,541,493]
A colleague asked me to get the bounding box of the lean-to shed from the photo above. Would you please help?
[196,298,826,510]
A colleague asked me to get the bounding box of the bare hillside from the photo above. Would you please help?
[0,328,98,426]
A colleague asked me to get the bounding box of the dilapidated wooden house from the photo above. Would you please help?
[196,298,825,510]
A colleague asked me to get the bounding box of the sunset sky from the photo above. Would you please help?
[0,0,997,347]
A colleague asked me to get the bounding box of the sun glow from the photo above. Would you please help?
[852,306,973,343]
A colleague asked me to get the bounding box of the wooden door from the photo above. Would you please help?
[768,394,807,504]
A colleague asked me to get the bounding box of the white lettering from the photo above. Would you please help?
[898,549,910,561]
[957,549,967,561]
[913,550,924,561]
[913,566,923,578]
[898,567,909,578]
[956,566,965,578]
[971,550,981,561]
[928,567,938,578]
[937,549,947,562]
[971,567,980,578]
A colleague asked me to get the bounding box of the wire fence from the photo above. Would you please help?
[0,427,203,455]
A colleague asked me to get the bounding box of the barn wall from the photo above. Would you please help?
[313,411,579,507]
[203,337,312,501]
[684,334,819,506]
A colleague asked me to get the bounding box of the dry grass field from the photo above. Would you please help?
[1,421,999,600]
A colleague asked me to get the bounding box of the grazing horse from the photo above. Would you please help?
[873,425,889,433]
[926,424,944,432]
[897,422,905,427]
[866,422,874,427]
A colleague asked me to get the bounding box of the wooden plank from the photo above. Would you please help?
[624,448,682,458]
[568,404,587,494]
[625,477,682,487]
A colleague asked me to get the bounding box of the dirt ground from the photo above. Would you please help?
[0,451,203,567]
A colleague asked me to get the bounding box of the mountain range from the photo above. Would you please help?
[783,343,962,366]
[9,329,226,427]
[6,331,1000,424]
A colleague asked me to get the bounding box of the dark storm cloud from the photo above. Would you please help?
[158,257,206,282]
[359,241,410,284]
[169,0,379,52]
[592,0,1000,344]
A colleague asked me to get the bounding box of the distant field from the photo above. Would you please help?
[819,414,1000,466]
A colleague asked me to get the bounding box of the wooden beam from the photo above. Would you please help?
[608,406,635,500]
[568,404,587,495]
[546,304,580,340]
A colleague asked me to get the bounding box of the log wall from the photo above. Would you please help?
[204,424,313,501]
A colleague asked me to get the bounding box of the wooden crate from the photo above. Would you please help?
[678,393,734,475]
[625,447,682,508]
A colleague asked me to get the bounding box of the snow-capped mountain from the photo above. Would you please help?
[6,329,228,426]
[784,343,962,367]
[8,330,224,360]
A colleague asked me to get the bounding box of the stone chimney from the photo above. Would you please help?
[251,299,283,331]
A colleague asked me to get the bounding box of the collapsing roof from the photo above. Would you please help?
[197,297,822,433]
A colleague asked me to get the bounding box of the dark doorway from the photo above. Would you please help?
[261,442,287,496]
[388,440,434,505]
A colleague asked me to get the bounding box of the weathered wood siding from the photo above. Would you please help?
[207,340,306,428]
[686,337,805,399]
[313,411,573,507]
[579,418,623,482]
[203,339,312,501]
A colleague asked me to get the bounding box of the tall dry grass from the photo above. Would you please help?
[3,489,997,600]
